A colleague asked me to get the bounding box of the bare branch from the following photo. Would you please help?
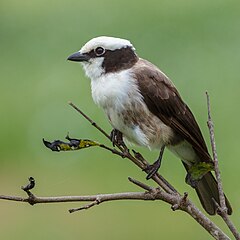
[1,99,239,240]
[0,178,231,240]
[206,92,240,240]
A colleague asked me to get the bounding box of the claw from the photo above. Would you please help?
[110,129,126,147]
[110,129,119,147]
[145,159,161,180]
[185,173,198,188]
[145,145,165,180]
[110,129,129,156]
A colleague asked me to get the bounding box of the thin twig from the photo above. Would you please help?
[206,92,240,240]
[69,199,100,213]
[69,101,110,140]
[128,177,155,192]
[99,144,125,157]
[206,92,226,212]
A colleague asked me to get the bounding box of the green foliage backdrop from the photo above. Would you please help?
[0,0,239,239]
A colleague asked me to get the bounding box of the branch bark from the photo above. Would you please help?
[0,177,230,240]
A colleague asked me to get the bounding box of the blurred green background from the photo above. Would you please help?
[0,0,239,239]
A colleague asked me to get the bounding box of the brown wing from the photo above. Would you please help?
[134,59,211,162]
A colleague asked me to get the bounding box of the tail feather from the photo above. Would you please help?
[182,161,232,215]
[195,172,232,215]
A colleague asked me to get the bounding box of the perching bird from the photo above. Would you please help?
[67,36,232,215]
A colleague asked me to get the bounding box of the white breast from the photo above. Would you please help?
[90,69,141,109]
[90,69,151,145]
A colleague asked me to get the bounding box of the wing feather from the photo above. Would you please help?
[134,59,211,162]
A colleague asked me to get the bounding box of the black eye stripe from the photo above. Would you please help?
[85,46,138,73]
[102,46,138,73]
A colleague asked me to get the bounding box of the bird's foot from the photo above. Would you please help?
[110,129,123,147]
[145,146,165,180]
[185,173,198,188]
[145,159,161,180]
[110,129,129,155]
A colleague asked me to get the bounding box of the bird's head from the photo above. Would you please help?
[67,36,138,79]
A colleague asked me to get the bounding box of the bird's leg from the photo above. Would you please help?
[110,129,129,154]
[146,145,165,180]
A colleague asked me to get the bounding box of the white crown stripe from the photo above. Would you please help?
[80,36,134,53]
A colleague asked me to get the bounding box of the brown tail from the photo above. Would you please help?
[182,162,232,215]
[195,172,232,215]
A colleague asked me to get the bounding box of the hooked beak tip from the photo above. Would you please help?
[67,52,89,62]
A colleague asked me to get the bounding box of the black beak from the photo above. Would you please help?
[67,52,90,62]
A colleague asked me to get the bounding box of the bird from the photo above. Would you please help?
[67,36,232,215]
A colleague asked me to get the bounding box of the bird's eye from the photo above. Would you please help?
[95,47,105,56]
